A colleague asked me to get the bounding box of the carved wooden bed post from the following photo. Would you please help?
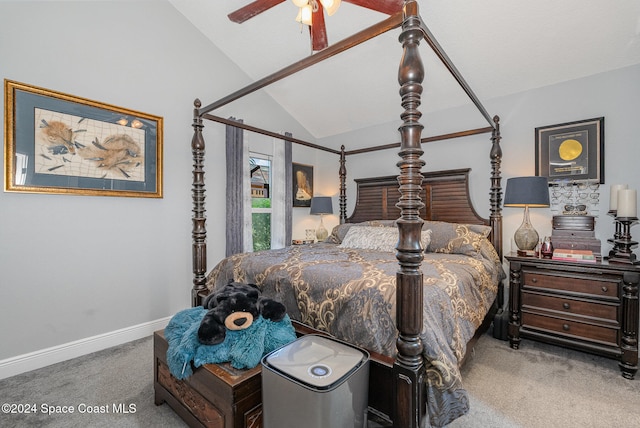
[395,1,426,426]
[490,115,503,259]
[191,99,207,306]
[489,115,505,318]
[339,145,347,224]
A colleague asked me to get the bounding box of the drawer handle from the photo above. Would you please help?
[562,302,570,310]
[601,286,608,293]
[562,324,570,331]
[531,278,538,283]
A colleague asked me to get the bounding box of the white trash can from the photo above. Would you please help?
[261,334,370,428]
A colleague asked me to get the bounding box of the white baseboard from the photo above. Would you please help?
[0,317,171,380]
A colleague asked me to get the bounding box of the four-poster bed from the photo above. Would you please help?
[155,1,505,427]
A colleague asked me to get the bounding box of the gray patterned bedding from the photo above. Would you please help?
[204,220,505,426]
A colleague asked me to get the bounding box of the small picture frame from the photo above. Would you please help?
[535,117,604,184]
[4,80,163,197]
[292,162,313,207]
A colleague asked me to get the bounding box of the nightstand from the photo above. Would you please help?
[506,254,639,379]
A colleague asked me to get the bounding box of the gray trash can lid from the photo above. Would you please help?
[263,335,368,390]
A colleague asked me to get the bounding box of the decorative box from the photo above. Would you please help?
[552,215,595,231]
[551,215,601,259]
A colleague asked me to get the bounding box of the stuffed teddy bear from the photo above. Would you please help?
[197,282,287,345]
[164,281,296,379]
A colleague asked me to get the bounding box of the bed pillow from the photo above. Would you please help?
[423,220,491,256]
[327,220,396,244]
[338,225,431,252]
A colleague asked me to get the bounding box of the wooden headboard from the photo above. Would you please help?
[347,168,488,226]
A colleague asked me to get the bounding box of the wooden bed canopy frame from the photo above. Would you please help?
[187,1,504,426]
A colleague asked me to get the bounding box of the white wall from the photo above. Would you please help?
[0,0,315,370]
[319,64,640,262]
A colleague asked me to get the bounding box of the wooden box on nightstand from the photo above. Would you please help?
[550,215,601,258]
[506,254,639,379]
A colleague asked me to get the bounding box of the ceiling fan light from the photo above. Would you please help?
[291,0,308,7]
[296,4,313,26]
[319,0,341,16]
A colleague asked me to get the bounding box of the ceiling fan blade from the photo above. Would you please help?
[310,3,328,51]
[228,0,286,23]
[343,0,403,15]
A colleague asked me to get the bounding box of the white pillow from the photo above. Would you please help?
[338,226,432,252]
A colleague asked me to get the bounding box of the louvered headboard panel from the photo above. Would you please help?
[346,168,487,225]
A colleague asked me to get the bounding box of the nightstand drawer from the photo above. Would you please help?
[521,312,619,346]
[522,270,619,300]
[522,291,619,323]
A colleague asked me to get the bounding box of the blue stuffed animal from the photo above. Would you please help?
[164,282,296,379]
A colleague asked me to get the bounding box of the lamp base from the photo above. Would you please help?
[315,225,328,241]
[315,216,328,241]
[514,206,540,251]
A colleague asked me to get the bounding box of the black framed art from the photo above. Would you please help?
[535,117,604,184]
[292,162,313,207]
[4,80,163,197]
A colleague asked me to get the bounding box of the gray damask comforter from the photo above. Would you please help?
[205,221,505,426]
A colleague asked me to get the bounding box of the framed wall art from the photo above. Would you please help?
[4,80,163,197]
[292,162,313,207]
[535,117,604,184]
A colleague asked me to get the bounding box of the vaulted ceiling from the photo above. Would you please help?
[168,0,640,139]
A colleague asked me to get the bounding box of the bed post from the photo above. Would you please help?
[489,115,506,328]
[394,1,426,427]
[490,115,503,259]
[339,145,347,224]
[191,99,207,307]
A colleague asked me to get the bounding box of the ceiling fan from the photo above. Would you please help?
[228,0,404,51]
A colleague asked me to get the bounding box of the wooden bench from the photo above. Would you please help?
[153,330,263,428]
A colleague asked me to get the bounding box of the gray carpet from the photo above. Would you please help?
[449,333,640,427]
[0,332,638,427]
[0,337,185,428]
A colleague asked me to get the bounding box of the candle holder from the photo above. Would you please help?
[607,216,639,265]
[606,210,623,258]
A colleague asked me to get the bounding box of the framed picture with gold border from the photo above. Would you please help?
[4,80,163,197]
[535,117,604,184]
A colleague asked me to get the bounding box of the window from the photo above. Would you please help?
[250,155,272,251]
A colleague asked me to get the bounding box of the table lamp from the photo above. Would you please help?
[310,196,333,241]
[504,176,550,252]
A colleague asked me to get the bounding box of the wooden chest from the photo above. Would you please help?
[153,330,262,428]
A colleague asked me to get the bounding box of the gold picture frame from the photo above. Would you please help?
[4,80,163,197]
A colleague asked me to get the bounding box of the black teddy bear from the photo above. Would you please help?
[197,282,287,345]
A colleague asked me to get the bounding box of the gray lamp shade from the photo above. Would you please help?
[310,196,333,215]
[504,176,550,252]
[504,176,550,207]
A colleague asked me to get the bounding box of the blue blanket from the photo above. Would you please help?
[164,306,297,379]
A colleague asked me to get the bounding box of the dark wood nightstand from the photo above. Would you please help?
[506,254,639,379]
